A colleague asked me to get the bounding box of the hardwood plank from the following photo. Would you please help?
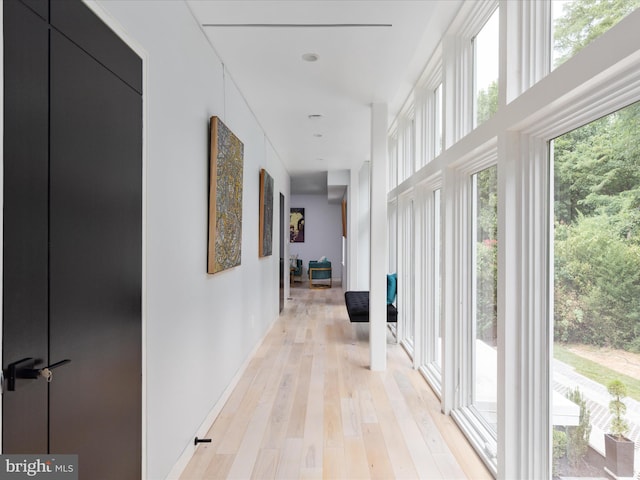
[250,448,279,479]
[180,444,217,480]
[300,344,325,479]
[344,437,371,479]
[203,454,235,479]
[215,341,290,455]
[322,446,346,479]
[225,401,272,479]
[361,422,395,480]
[382,369,444,478]
[261,345,302,449]
[367,373,420,479]
[358,388,379,424]
[286,353,313,437]
[274,438,303,479]
[341,396,362,437]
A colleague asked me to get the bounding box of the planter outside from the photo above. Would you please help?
[604,433,635,478]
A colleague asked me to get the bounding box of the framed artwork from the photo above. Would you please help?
[290,208,305,243]
[259,168,274,257]
[208,116,244,274]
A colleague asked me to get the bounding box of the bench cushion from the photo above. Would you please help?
[344,291,397,323]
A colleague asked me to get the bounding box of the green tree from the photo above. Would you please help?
[554,0,640,67]
[554,96,640,350]
[608,380,630,439]
[554,213,640,349]
[476,80,498,126]
[476,166,498,344]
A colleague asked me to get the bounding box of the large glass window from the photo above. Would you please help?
[552,100,640,478]
[472,166,498,432]
[434,84,443,158]
[552,0,640,70]
[398,118,415,183]
[433,189,442,373]
[400,197,415,355]
[473,8,499,127]
[388,200,398,338]
[420,188,443,391]
[388,135,398,191]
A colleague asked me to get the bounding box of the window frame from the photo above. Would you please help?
[398,191,416,356]
[445,142,499,475]
[417,178,445,394]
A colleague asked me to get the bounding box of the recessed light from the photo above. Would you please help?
[302,53,319,62]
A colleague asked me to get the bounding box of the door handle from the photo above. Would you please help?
[4,357,71,391]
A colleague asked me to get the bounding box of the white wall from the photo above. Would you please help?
[289,194,342,280]
[92,2,290,478]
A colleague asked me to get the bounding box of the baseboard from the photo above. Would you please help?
[165,316,279,479]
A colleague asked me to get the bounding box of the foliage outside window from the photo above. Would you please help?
[473,8,499,127]
[554,102,640,351]
[552,99,640,478]
[553,0,640,69]
[472,165,498,432]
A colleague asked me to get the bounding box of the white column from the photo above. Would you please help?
[370,103,388,371]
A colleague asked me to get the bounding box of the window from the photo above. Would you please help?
[383,0,640,475]
[434,84,443,158]
[388,135,398,191]
[419,188,443,392]
[433,189,442,372]
[388,200,398,337]
[416,78,444,167]
[399,196,415,355]
[473,8,499,127]
[399,116,415,183]
[552,0,640,70]
[551,100,640,478]
[471,166,498,432]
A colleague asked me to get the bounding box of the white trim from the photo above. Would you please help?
[497,131,551,479]
[502,0,551,104]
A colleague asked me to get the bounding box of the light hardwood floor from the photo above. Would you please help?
[181,285,492,479]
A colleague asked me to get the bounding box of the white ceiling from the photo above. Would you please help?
[187,0,462,193]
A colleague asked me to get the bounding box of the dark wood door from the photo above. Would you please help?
[3,1,142,478]
[2,0,50,454]
[280,193,285,312]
